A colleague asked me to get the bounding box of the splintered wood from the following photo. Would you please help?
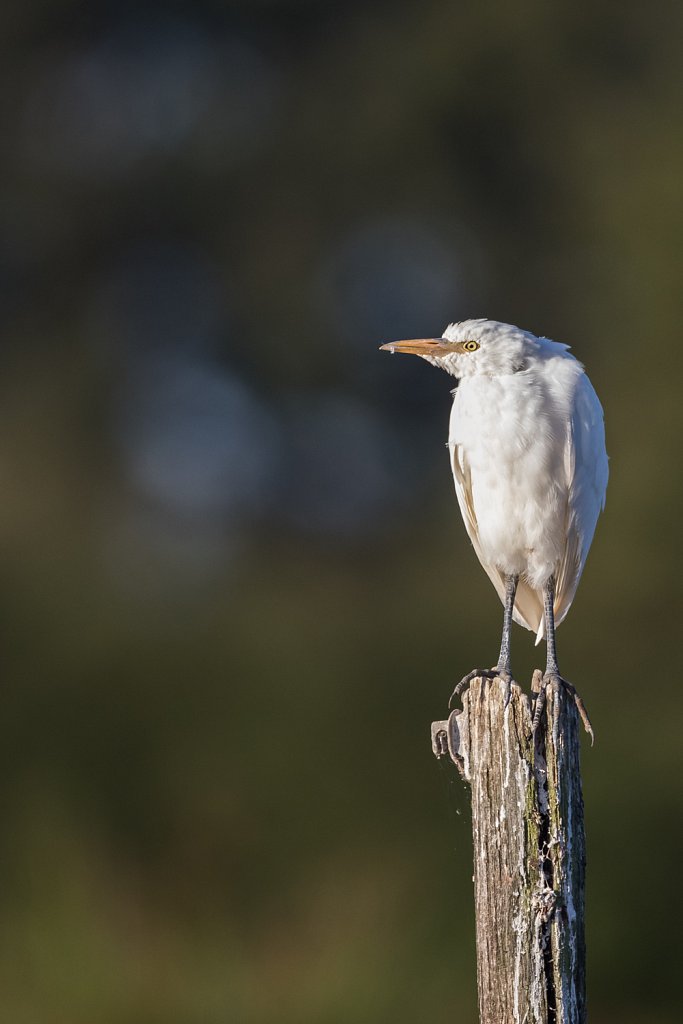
[432,675,586,1024]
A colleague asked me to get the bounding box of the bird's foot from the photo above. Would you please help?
[532,671,594,745]
[449,667,515,710]
[449,668,497,708]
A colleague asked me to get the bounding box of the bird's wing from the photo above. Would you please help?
[450,444,544,635]
[550,372,609,635]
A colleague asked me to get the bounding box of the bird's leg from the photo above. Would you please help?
[449,574,519,709]
[495,573,518,703]
[532,576,594,742]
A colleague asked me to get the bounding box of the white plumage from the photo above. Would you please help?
[381,318,607,729]
[445,320,608,642]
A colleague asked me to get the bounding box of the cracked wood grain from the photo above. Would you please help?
[433,674,586,1024]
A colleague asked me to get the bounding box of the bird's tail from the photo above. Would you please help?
[492,569,576,645]
[510,578,544,641]
[535,617,545,646]
[514,580,578,645]
[488,570,543,641]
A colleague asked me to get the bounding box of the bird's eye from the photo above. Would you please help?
[462,340,480,352]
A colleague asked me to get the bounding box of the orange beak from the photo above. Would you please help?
[379,338,459,356]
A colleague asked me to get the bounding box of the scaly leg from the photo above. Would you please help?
[532,575,594,742]
[450,574,519,708]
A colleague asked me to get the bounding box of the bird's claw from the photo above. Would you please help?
[449,667,516,710]
[448,668,497,708]
[532,671,594,745]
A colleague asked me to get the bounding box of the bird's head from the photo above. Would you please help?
[380,319,541,378]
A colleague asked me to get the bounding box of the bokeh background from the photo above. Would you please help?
[0,1,681,1021]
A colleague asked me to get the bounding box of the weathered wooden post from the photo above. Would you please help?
[432,671,586,1024]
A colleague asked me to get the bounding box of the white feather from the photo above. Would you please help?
[442,321,608,639]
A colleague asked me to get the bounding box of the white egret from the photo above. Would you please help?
[380,319,608,737]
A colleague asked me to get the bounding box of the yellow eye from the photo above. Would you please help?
[462,340,480,352]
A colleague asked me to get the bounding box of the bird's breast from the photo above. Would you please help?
[450,373,561,456]
[449,372,573,583]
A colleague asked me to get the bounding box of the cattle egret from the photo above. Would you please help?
[380,319,608,737]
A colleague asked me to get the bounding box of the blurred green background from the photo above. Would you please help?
[0,1,681,1021]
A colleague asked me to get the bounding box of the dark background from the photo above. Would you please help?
[0,1,681,1021]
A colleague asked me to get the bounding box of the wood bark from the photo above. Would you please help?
[431,673,586,1024]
